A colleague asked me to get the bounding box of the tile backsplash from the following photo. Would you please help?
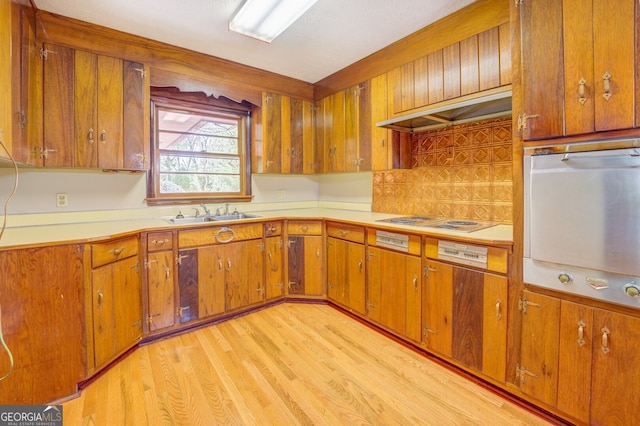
[372,116,513,224]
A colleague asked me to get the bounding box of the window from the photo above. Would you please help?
[148,89,252,204]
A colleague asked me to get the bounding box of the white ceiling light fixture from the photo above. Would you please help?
[229,0,318,43]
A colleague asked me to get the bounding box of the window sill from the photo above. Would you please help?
[146,195,254,206]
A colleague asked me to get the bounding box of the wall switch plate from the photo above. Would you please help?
[56,193,69,207]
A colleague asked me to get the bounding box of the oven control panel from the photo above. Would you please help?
[437,240,488,269]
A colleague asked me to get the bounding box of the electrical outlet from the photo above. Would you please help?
[277,190,286,200]
[56,193,69,208]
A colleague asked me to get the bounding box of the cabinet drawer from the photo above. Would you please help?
[423,237,508,274]
[264,221,282,237]
[287,220,323,235]
[146,231,173,252]
[92,236,139,268]
[326,222,365,244]
[179,223,263,248]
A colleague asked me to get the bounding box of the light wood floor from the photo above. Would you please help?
[62,303,555,425]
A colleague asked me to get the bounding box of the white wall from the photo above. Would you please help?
[0,168,372,216]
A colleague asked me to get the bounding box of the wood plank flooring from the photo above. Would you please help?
[62,303,555,425]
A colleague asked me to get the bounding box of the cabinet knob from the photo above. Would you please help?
[578,77,587,105]
[88,128,94,144]
[602,72,612,101]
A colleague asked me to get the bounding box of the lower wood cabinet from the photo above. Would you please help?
[89,236,143,371]
[143,231,176,332]
[264,222,285,301]
[286,220,324,297]
[177,223,265,323]
[519,289,640,425]
[366,246,422,343]
[326,222,366,315]
[0,244,85,404]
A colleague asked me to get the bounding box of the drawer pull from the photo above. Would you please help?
[602,72,612,100]
[215,227,236,243]
[577,320,585,347]
[578,77,587,105]
[601,327,610,354]
[151,238,170,245]
[110,247,124,256]
[300,225,309,232]
[338,229,350,236]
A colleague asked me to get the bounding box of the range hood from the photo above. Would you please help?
[376,88,512,133]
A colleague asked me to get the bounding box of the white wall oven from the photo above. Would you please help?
[524,139,640,309]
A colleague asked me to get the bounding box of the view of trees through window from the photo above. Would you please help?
[156,107,243,195]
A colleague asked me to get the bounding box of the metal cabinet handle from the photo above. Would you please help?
[88,128,94,144]
[215,226,236,243]
[300,225,309,232]
[110,247,124,256]
[338,229,350,236]
[577,320,585,347]
[578,77,587,105]
[412,275,418,291]
[97,290,104,308]
[316,248,320,258]
[602,72,612,100]
[165,268,170,279]
[227,258,232,271]
[100,129,107,144]
[601,327,610,354]
[267,252,272,262]
[495,299,503,320]
[358,259,363,272]
[151,239,169,245]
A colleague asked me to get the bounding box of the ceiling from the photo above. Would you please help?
[33,0,476,84]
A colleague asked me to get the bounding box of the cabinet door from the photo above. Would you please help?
[367,247,421,341]
[92,265,115,368]
[287,235,324,296]
[326,237,346,305]
[226,240,265,310]
[557,300,592,424]
[265,236,284,300]
[197,245,226,318]
[113,255,142,354]
[327,237,366,314]
[147,250,175,331]
[123,61,146,169]
[42,43,75,167]
[482,273,508,382]
[422,260,453,356]
[370,74,391,171]
[590,308,640,426]
[0,245,85,404]
[452,266,484,370]
[177,248,199,323]
[519,290,560,407]
[262,92,283,173]
[520,0,564,139]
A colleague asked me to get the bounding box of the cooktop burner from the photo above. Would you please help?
[377,216,497,232]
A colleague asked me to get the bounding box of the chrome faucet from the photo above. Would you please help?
[192,207,200,217]
[200,203,210,216]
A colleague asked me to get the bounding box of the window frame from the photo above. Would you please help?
[147,88,253,205]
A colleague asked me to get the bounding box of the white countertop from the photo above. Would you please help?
[0,207,513,249]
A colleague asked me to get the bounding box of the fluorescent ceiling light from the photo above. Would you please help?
[229,0,318,43]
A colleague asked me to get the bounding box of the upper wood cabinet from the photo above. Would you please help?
[35,44,147,168]
[389,25,511,116]
[1,0,13,158]
[254,92,315,174]
[520,0,637,140]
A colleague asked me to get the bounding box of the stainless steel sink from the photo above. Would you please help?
[208,213,260,221]
[165,212,260,224]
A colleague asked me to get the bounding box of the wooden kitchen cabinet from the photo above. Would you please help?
[326,222,366,315]
[177,223,265,321]
[39,44,146,168]
[264,221,285,301]
[143,231,176,332]
[0,244,85,404]
[366,245,422,343]
[286,220,324,297]
[90,236,143,371]
[520,0,637,140]
[517,290,560,408]
[370,73,392,171]
[0,0,10,159]
[422,238,508,383]
[255,92,314,174]
[391,25,510,115]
